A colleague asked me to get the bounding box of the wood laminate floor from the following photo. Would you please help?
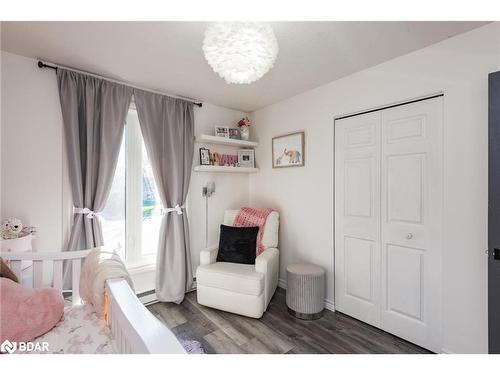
[147,288,431,354]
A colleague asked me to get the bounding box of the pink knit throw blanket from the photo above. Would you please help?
[233,207,274,256]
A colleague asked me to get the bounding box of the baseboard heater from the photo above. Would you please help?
[137,290,158,306]
[137,278,197,306]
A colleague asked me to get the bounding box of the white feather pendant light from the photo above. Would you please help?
[202,22,279,84]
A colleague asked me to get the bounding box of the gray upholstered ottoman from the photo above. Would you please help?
[286,263,325,320]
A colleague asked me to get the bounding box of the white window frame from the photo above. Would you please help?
[103,105,160,272]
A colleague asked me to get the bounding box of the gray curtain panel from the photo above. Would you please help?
[57,69,132,252]
[133,89,194,303]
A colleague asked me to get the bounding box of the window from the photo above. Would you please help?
[101,108,162,269]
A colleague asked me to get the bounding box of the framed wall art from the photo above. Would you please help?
[272,131,305,168]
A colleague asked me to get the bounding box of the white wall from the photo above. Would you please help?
[189,104,250,270]
[1,51,67,252]
[0,51,249,287]
[249,23,500,353]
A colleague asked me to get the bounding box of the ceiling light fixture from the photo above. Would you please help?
[202,22,279,84]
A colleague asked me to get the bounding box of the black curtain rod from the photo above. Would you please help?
[38,61,57,71]
[37,61,203,107]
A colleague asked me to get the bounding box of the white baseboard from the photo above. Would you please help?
[278,278,335,312]
[324,299,335,311]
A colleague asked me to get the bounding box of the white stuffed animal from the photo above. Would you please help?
[1,218,24,239]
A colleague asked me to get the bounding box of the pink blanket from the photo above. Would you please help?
[233,207,274,256]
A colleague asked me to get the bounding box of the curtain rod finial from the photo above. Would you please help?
[37,61,57,71]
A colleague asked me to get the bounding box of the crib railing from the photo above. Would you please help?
[106,279,186,354]
[0,249,187,353]
[0,249,91,305]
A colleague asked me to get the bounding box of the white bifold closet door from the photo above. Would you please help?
[335,97,443,352]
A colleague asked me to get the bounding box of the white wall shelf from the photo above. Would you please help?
[195,134,258,148]
[193,165,259,173]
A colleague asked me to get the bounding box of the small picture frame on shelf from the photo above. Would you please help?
[238,149,255,168]
[215,126,229,138]
[228,128,241,140]
[199,148,211,165]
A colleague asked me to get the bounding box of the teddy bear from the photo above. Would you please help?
[1,218,24,240]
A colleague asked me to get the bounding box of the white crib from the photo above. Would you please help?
[0,250,186,354]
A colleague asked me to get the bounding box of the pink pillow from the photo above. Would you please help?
[0,277,64,342]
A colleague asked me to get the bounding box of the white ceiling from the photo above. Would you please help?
[1,21,488,112]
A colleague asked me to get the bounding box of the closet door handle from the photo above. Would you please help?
[406,233,414,240]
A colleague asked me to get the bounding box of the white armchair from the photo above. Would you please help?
[196,209,279,318]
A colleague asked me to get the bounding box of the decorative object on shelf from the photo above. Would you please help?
[238,149,255,168]
[239,126,250,141]
[1,218,36,240]
[238,117,251,141]
[210,152,221,166]
[215,126,229,138]
[199,148,211,166]
[208,152,240,167]
[218,154,238,167]
[202,22,279,84]
[228,128,241,140]
[272,131,305,168]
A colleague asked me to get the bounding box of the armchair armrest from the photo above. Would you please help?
[255,247,279,308]
[200,245,218,266]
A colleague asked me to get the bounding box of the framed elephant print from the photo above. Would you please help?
[272,131,305,168]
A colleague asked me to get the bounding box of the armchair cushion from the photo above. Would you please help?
[196,262,264,296]
[216,225,259,265]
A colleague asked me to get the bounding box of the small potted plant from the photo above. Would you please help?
[237,117,251,141]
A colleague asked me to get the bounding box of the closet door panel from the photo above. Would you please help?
[386,244,424,321]
[380,98,443,352]
[335,112,381,326]
[345,236,374,302]
[387,153,424,224]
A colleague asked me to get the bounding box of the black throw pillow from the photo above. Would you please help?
[216,225,259,265]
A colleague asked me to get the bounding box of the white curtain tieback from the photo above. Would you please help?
[73,207,98,219]
[163,204,184,215]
